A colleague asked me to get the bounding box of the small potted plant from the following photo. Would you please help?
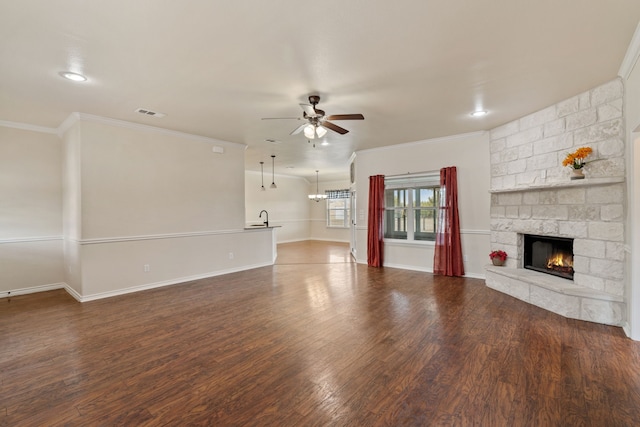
[489,250,508,266]
[562,146,593,180]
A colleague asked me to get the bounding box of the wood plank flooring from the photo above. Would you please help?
[2,240,640,426]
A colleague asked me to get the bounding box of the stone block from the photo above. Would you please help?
[490,177,504,190]
[531,205,568,220]
[491,163,508,177]
[519,106,557,130]
[600,204,623,222]
[605,242,626,262]
[566,108,597,131]
[495,231,519,245]
[573,239,605,258]
[523,192,539,205]
[490,206,506,218]
[527,152,558,171]
[506,206,519,219]
[542,221,559,235]
[605,279,624,297]
[567,205,599,221]
[544,118,566,137]
[590,259,624,280]
[556,188,585,205]
[573,272,605,291]
[502,175,516,189]
[597,99,623,122]
[518,144,533,159]
[583,157,625,179]
[506,127,543,148]
[485,271,530,302]
[500,147,520,162]
[588,222,624,242]
[581,299,624,326]
[515,171,539,187]
[490,137,506,153]
[491,152,501,165]
[572,256,590,274]
[558,221,588,238]
[491,122,519,140]
[533,134,573,155]
[497,193,522,206]
[578,92,591,110]
[518,206,532,219]
[557,96,580,117]
[538,190,558,205]
[574,118,623,144]
[586,185,624,204]
[507,159,527,174]
[597,138,624,158]
[491,218,514,231]
[530,286,580,318]
[591,78,623,106]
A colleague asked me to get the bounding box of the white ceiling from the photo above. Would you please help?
[2,1,640,181]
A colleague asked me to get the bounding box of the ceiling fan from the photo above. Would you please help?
[262,95,364,139]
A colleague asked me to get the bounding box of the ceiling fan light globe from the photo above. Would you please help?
[303,125,315,139]
[316,126,327,138]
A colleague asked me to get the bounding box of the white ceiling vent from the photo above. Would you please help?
[135,108,166,118]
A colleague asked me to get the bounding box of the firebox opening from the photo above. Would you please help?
[523,234,574,280]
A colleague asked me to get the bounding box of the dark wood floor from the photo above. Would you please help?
[2,241,640,426]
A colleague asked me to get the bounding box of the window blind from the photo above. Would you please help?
[384,172,440,189]
[325,189,350,199]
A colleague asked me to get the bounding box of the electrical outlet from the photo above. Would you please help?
[228,252,234,260]
[463,255,468,262]
[144,264,150,272]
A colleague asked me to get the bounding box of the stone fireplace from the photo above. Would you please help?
[485,78,626,326]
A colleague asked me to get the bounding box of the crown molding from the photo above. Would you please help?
[55,112,246,148]
[356,130,488,155]
[619,22,640,79]
[0,120,57,134]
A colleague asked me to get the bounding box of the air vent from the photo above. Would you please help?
[135,108,166,118]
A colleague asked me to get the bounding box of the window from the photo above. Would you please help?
[384,174,440,241]
[326,189,350,228]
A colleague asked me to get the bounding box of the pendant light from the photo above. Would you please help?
[308,170,327,202]
[260,161,266,191]
[270,155,277,189]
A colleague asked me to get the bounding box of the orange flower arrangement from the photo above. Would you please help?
[562,146,593,170]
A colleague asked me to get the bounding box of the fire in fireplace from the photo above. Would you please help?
[523,234,574,280]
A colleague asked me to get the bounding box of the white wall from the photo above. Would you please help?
[0,126,64,295]
[354,132,491,278]
[245,171,310,242]
[624,32,640,339]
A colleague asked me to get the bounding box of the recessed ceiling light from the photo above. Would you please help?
[470,110,488,117]
[59,71,87,82]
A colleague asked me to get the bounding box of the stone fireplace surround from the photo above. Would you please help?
[486,79,626,327]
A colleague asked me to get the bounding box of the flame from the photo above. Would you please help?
[547,252,573,269]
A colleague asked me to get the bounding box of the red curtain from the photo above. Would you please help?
[367,175,385,267]
[433,167,465,276]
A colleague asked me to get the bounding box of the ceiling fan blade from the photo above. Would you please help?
[322,121,349,135]
[300,103,318,117]
[325,114,364,121]
[290,123,306,135]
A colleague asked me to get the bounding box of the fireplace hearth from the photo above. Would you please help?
[523,234,574,280]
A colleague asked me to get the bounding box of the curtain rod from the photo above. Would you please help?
[384,170,440,179]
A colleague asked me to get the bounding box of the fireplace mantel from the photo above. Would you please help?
[489,177,624,194]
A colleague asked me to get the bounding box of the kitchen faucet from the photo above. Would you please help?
[259,210,269,227]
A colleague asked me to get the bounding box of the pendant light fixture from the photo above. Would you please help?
[308,170,327,202]
[270,155,277,189]
[260,161,266,191]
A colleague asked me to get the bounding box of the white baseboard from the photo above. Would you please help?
[75,262,273,302]
[0,283,67,299]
